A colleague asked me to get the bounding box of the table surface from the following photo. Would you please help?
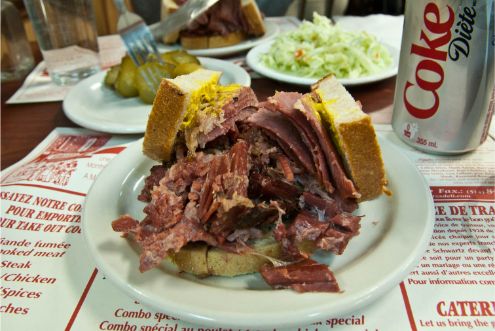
[1,51,396,171]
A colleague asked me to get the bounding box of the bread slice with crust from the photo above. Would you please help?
[160,0,180,44]
[241,0,265,36]
[181,30,246,49]
[311,75,387,201]
[171,237,316,277]
[143,69,222,161]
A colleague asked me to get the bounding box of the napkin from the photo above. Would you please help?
[6,35,127,104]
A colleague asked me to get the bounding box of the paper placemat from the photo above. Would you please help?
[1,126,494,330]
[6,35,127,104]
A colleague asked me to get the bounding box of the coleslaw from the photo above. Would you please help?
[261,13,393,79]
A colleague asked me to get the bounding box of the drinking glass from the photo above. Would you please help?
[23,0,101,85]
[1,1,35,82]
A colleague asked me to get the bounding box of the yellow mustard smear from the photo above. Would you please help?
[313,89,346,154]
[180,82,241,130]
[306,97,324,124]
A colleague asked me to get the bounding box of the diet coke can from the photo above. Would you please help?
[392,0,495,154]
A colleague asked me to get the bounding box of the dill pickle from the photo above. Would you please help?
[104,65,120,88]
[114,56,138,97]
[160,50,182,64]
[161,50,200,65]
[135,62,175,104]
[172,62,201,77]
[171,51,200,65]
[108,51,202,102]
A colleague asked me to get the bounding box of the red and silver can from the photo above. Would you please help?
[392,0,494,154]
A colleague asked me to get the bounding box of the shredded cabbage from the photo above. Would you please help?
[261,13,393,79]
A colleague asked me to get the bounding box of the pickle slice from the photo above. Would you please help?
[114,56,138,97]
[109,51,202,103]
[172,62,202,77]
[161,50,200,65]
[135,61,175,104]
[104,65,120,88]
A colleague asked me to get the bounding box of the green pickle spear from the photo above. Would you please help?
[160,50,200,65]
[135,62,174,104]
[172,62,202,77]
[114,56,138,97]
[107,50,203,103]
[104,65,120,87]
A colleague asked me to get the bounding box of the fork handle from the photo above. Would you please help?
[113,0,127,15]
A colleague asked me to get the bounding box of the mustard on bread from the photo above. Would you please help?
[143,69,241,161]
[310,76,387,201]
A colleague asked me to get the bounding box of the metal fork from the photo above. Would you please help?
[114,0,220,92]
[113,0,163,92]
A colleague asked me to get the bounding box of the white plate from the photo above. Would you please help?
[82,134,434,328]
[246,40,399,86]
[157,20,279,57]
[63,57,251,134]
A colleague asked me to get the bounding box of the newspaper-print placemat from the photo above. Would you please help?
[1,126,494,330]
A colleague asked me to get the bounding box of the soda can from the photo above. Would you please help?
[392,0,495,154]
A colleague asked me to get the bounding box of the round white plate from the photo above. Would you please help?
[157,20,279,57]
[246,40,399,86]
[82,134,434,329]
[63,57,251,134]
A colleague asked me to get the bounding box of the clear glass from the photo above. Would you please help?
[1,1,35,82]
[23,0,101,85]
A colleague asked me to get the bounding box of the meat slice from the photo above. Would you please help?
[296,95,359,199]
[226,139,250,197]
[287,211,329,242]
[198,154,229,222]
[207,141,257,241]
[111,215,139,232]
[140,153,214,230]
[260,176,301,201]
[198,107,255,148]
[138,165,167,202]
[301,191,341,219]
[263,92,334,193]
[200,87,257,146]
[223,87,258,118]
[316,213,362,255]
[331,213,361,234]
[316,228,352,255]
[182,0,249,37]
[260,259,340,292]
[209,202,280,243]
[144,186,184,230]
[139,217,217,272]
[247,108,315,175]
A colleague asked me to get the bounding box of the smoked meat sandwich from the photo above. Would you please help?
[112,69,388,292]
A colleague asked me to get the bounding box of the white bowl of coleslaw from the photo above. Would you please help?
[246,14,399,86]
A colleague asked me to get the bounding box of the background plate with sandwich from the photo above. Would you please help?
[82,69,434,327]
[157,0,279,57]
